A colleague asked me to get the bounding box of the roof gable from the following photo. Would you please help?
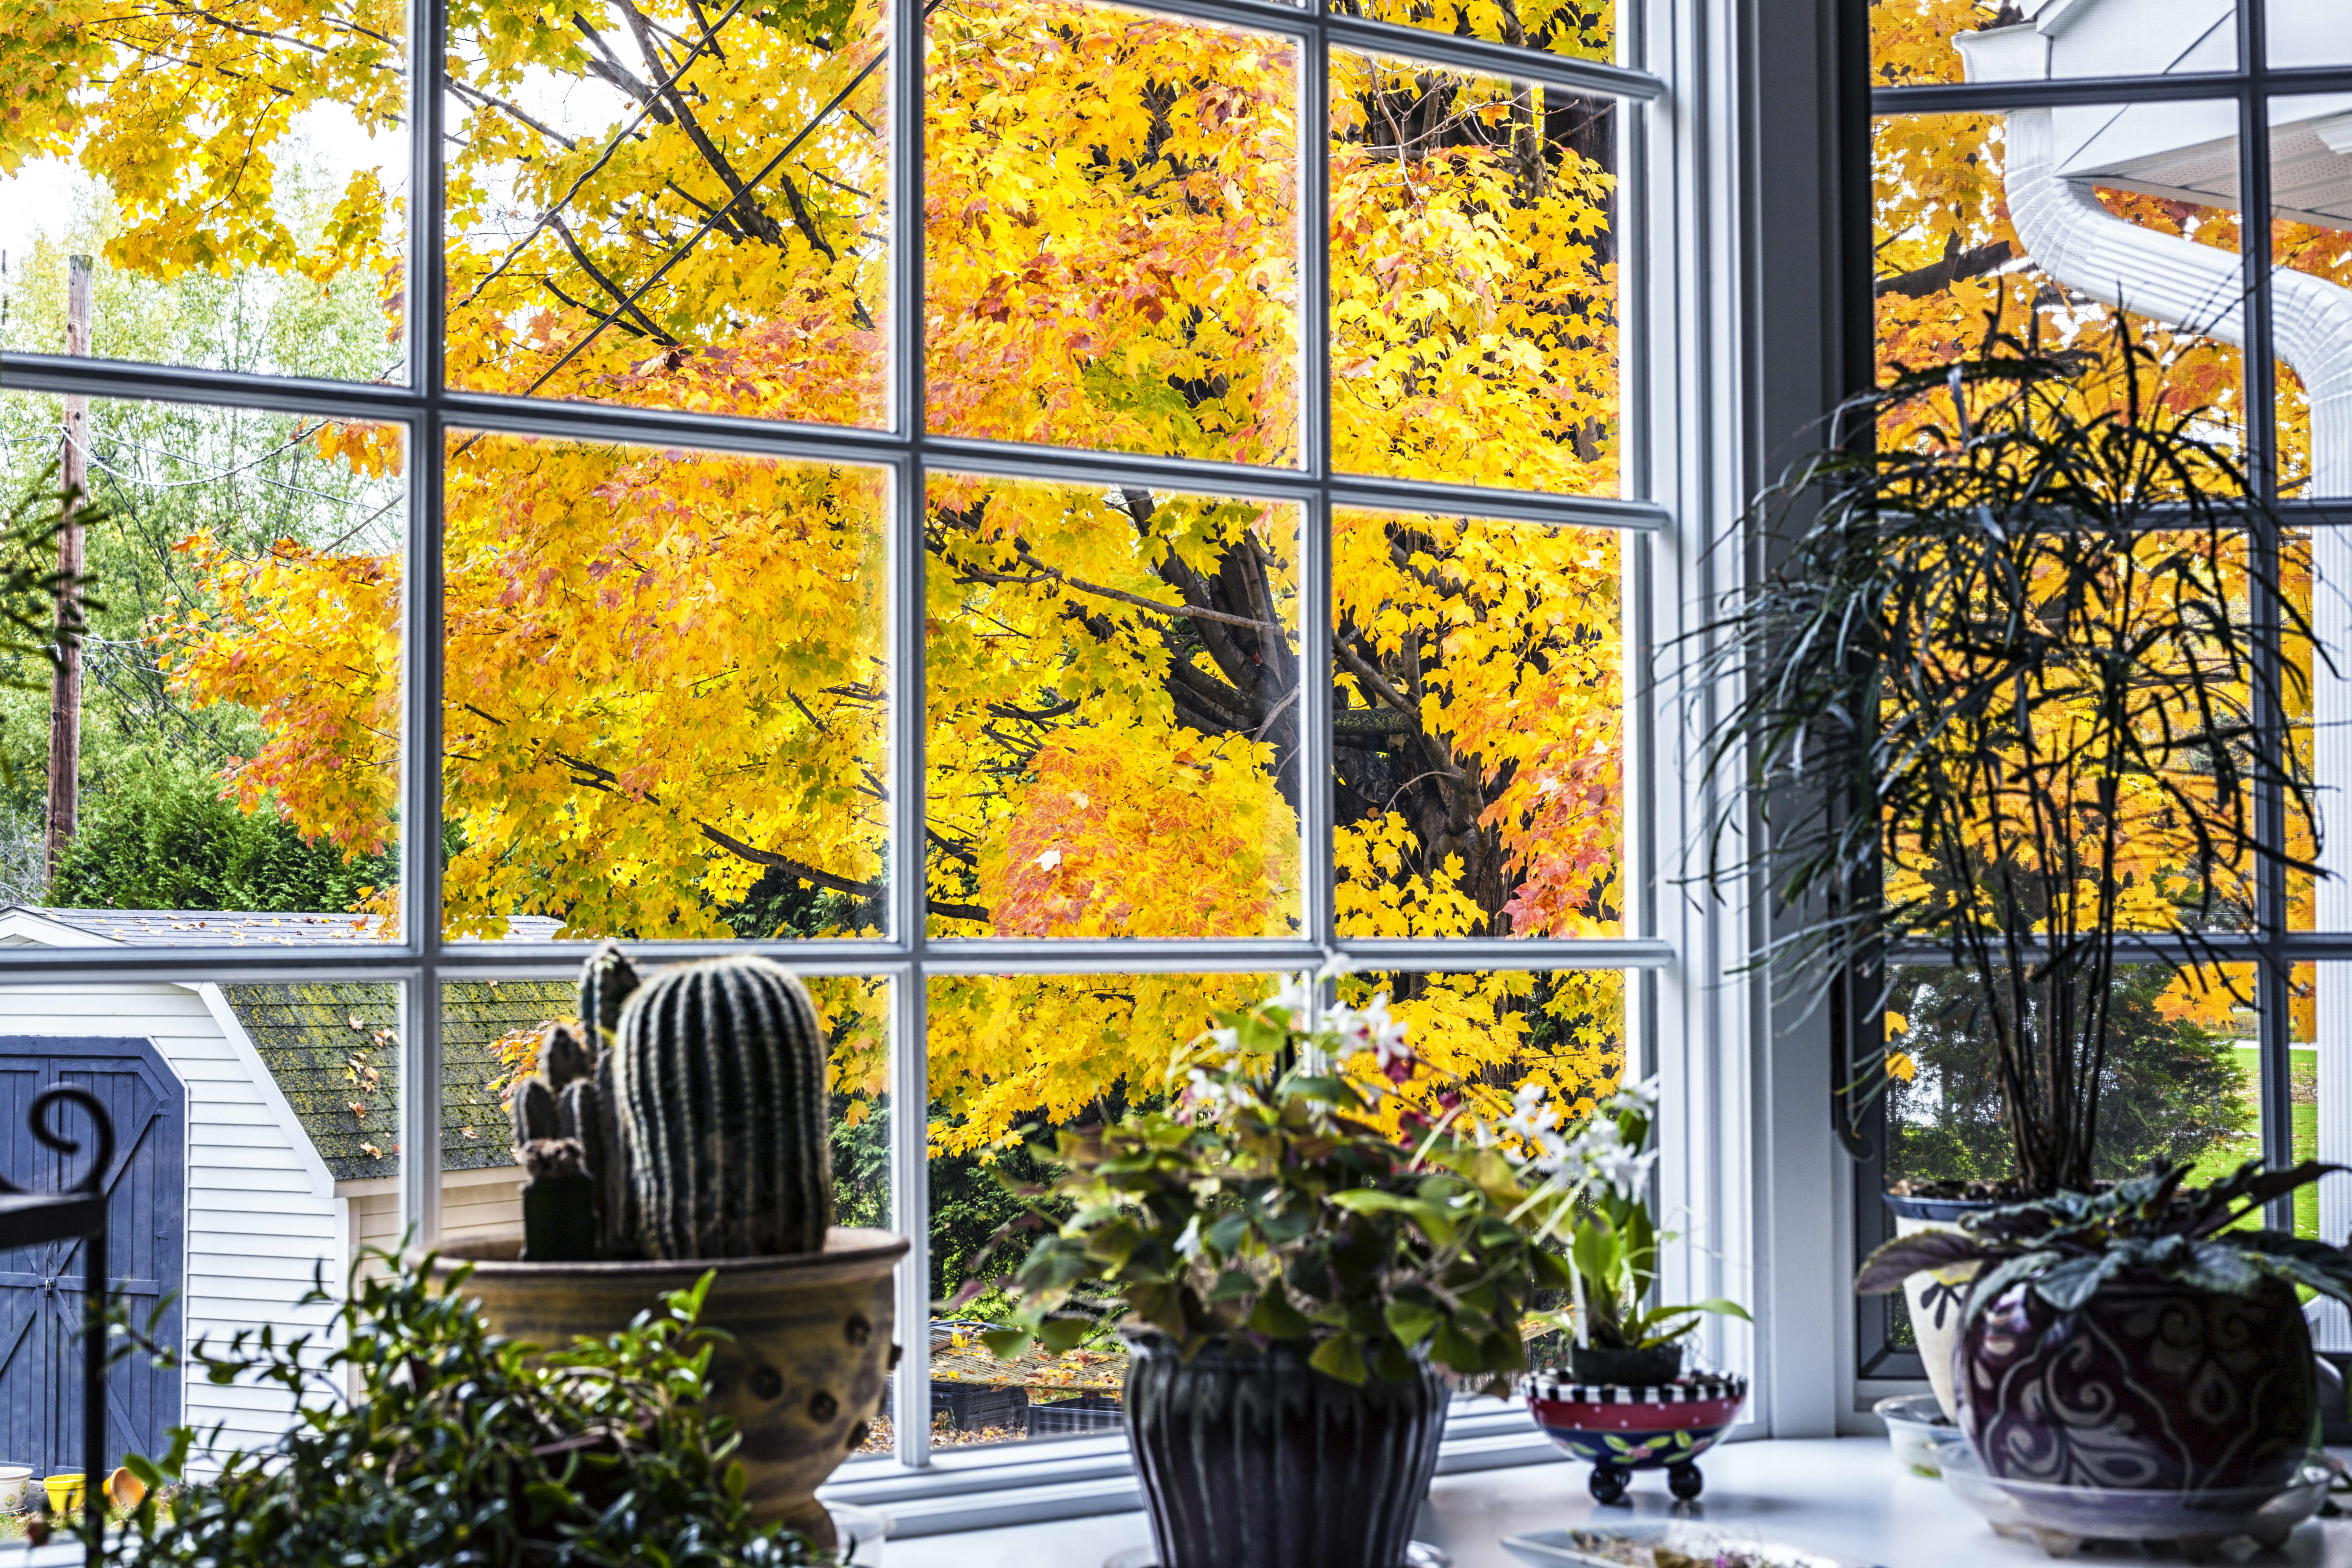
[0,906,567,1183]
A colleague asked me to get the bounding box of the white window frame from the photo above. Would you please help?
[0,0,1827,1527]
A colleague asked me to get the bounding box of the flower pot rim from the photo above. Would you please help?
[412,1225,908,1282]
[1883,1191,2006,1223]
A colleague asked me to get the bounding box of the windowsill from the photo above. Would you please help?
[820,1400,1594,1538]
[869,1437,2352,1568]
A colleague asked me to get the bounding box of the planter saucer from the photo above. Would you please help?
[1104,1543,1449,1568]
[1500,1523,1867,1568]
[1934,1437,2330,1558]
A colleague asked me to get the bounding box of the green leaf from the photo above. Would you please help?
[1382,1300,1443,1347]
[1854,1230,1993,1295]
[980,1328,1034,1359]
[1309,1334,1367,1385]
[1207,1269,1259,1303]
[121,1454,163,1491]
[1247,1285,1313,1339]
[1961,1250,2061,1328]
[1035,1317,1092,1355]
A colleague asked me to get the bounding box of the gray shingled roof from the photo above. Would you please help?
[220,978,573,1181]
[7,907,570,1182]
[9,908,565,946]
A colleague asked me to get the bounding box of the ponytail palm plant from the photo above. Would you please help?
[1699,332,2323,1198]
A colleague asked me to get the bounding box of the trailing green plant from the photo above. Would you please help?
[508,945,834,1262]
[1695,327,2322,1196]
[105,1246,834,1567]
[975,969,1741,1389]
[1855,1159,2352,1331]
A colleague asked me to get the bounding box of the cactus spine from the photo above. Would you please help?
[510,945,833,1261]
[612,955,835,1259]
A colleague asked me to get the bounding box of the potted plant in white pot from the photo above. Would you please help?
[1859,1158,2352,1500]
[1696,333,2324,1429]
[426,945,907,1555]
[978,972,1594,1568]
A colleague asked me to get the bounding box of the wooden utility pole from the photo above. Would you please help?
[45,255,91,887]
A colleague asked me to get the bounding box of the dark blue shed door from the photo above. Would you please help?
[0,1037,184,1476]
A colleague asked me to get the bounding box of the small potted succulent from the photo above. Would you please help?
[981,971,1582,1568]
[1521,1078,1751,1504]
[1858,1159,2352,1494]
[428,945,907,1553]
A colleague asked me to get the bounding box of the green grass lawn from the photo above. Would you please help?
[2190,1046,2317,1238]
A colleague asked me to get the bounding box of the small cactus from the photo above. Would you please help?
[611,956,835,1259]
[509,947,833,1261]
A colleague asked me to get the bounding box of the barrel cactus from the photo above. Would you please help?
[509,945,834,1261]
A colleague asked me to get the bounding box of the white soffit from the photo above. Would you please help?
[1956,0,2352,233]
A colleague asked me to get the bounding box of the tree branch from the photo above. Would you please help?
[1876,233,2015,299]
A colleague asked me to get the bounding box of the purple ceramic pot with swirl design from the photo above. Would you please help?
[1955,1270,2316,1492]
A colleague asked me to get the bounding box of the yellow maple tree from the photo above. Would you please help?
[8,0,1630,1155]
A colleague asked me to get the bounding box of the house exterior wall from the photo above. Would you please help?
[0,980,341,1456]
[343,1164,524,1265]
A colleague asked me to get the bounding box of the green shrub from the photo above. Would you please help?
[49,748,395,913]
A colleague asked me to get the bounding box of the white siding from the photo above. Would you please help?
[0,982,342,1455]
[346,1165,525,1263]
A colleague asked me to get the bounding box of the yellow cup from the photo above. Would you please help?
[43,1473,83,1515]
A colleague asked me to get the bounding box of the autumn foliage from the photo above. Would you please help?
[7,0,1631,1150]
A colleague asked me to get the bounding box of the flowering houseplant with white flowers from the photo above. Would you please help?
[977,970,1636,1390]
[1540,1077,1747,1372]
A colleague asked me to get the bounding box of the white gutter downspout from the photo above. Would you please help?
[2002,105,2352,1346]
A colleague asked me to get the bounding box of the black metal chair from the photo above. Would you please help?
[0,1086,115,1557]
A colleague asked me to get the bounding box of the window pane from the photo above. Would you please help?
[2267,93,2352,503]
[0,395,402,935]
[0,5,409,382]
[924,971,1279,1447]
[1327,0,1615,66]
[443,0,890,425]
[1882,962,2255,1192]
[1875,108,2246,448]
[1872,0,2238,89]
[924,0,1299,467]
[2271,7,2352,68]
[1331,53,1621,496]
[925,475,1302,939]
[1331,508,1620,939]
[441,433,887,941]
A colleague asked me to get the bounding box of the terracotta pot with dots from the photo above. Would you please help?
[426,1230,907,1551]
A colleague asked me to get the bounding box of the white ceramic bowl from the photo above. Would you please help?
[1872,1391,1957,1479]
[828,1502,890,1566]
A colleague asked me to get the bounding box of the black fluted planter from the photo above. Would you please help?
[1123,1333,1445,1568]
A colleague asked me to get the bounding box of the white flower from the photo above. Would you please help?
[1208,1026,1242,1061]
[1267,972,1316,1025]
[1183,1067,1228,1117]
[1567,1117,1657,1198]
[1175,1215,1204,1260]
[1498,1081,1570,1173]
[1609,1075,1662,1114]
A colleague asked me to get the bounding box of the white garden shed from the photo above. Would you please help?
[0,905,565,1472]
